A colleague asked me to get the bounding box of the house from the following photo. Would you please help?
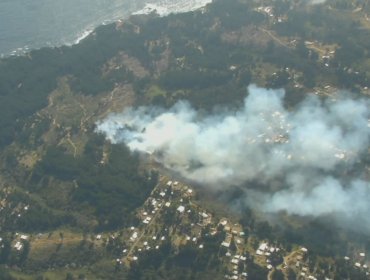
[20,235,28,240]
[198,212,212,226]
[177,205,185,213]
[143,217,151,224]
[219,218,228,226]
[301,247,308,253]
[231,258,239,264]
[14,241,23,251]
[258,243,269,251]
[130,232,138,240]
[222,241,231,248]
[256,250,263,256]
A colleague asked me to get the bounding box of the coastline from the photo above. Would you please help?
[0,0,212,59]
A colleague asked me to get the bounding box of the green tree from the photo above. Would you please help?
[0,238,11,264]
[19,240,30,265]
[65,272,75,280]
[286,268,297,280]
[271,269,285,280]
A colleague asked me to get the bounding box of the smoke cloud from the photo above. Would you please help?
[96,85,370,229]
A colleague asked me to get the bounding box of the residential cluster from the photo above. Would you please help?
[90,175,370,279]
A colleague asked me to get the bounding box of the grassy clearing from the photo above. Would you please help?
[10,267,96,280]
[146,85,167,100]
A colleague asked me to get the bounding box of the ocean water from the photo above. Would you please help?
[0,0,212,57]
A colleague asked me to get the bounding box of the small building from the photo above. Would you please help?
[198,212,212,226]
[131,232,138,240]
[222,241,231,248]
[14,241,23,251]
[231,258,239,264]
[219,218,228,226]
[143,217,152,224]
[256,249,263,256]
[20,235,28,240]
[177,205,185,213]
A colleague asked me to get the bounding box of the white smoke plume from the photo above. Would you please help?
[96,85,370,228]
